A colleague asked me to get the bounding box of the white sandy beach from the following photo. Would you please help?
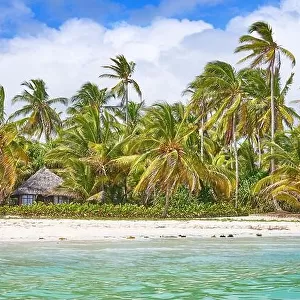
[0,216,300,242]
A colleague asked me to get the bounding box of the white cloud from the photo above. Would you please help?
[1,17,212,114]
[281,0,300,12]
[1,0,300,116]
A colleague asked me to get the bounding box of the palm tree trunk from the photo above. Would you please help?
[162,193,170,218]
[230,144,234,169]
[270,63,275,173]
[200,118,204,161]
[257,133,262,169]
[124,176,128,204]
[0,191,5,205]
[125,81,129,125]
[233,114,239,208]
[99,106,103,141]
[270,63,281,211]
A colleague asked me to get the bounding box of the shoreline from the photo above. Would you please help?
[1,216,300,242]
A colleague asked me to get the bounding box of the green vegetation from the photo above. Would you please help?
[1,21,300,217]
[0,202,251,219]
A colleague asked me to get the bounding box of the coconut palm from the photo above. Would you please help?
[47,106,129,202]
[114,101,145,134]
[0,123,27,203]
[253,130,300,209]
[184,77,214,161]
[199,61,248,207]
[235,21,296,172]
[69,82,114,113]
[47,106,105,163]
[241,68,299,168]
[55,161,104,201]
[128,103,231,216]
[9,79,68,142]
[99,55,142,125]
[46,107,105,200]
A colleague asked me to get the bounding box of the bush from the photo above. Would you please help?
[0,202,251,219]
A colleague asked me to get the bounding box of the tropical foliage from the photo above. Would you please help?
[1,21,300,216]
[9,79,68,142]
[0,123,27,202]
[0,202,251,219]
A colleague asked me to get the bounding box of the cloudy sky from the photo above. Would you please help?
[0,0,299,114]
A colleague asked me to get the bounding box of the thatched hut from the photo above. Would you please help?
[12,167,69,205]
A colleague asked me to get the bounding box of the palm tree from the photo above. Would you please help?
[184,77,214,161]
[253,130,300,209]
[199,61,248,207]
[114,100,145,134]
[99,55,142,125]
[0,123,28,203]
[47,106,129,202]
[0,85,4,124]
[128,103,231,216]
[55,161,104,201]
[235,21,296,172]
[9,79,68,142]
[241,68,299,168]
[69,82,114,113]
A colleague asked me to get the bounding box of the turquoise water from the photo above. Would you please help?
[0,238,300,299]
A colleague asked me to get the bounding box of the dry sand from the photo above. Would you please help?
[0,216,300,242]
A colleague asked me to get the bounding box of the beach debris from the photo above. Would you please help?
[227,234,234,238]
[3,215,22,219]
[256,233,262,237]
[143,236,149,239]
[248,225,262,230]
[220,235,226,238]
[126,236,135,239]
[38,237,45,240]
[211,235,216,238]
[178,234,186,238]
[267,225,289,231]
[59,237,67,241]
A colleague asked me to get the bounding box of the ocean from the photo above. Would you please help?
[0,237,300,299]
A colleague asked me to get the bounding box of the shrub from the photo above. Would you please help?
[0,202,251,219]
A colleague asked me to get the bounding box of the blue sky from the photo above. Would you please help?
[1,0,300,114]
[0,0,280,38]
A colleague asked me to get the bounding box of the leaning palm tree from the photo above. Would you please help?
[9,79,68,142]
[235,21,296,172]
[253,131,300,209]
[0,123,28,203]
[0,85,4,124]
[55,160,104,201]
[99,55,142,125]
[128,103,231,216]
[200,61,248,207]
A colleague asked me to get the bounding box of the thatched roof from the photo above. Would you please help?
[46,188,80,199]
[13,167,63,196]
